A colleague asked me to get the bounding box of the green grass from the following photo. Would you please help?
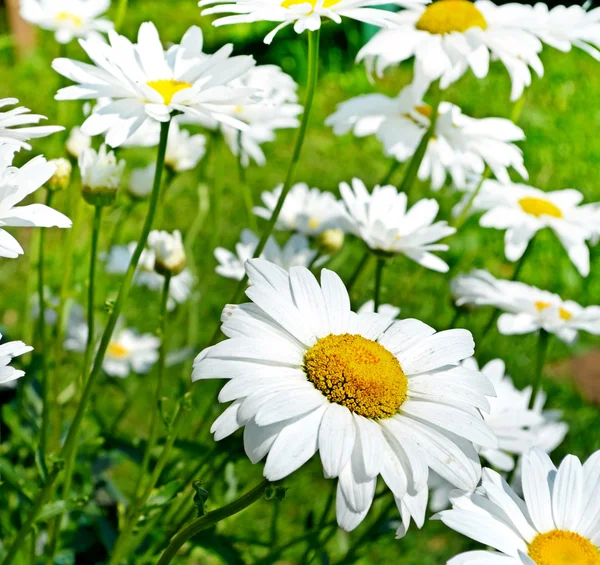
[1,6,600,564]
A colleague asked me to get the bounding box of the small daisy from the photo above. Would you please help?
[340,178,456,272]
[357,0,544,101]
[148,230,186,276]
[128,164,155,200]
[326,86,527,190]
[53,24,257,147]
[79,144,126,205]
[21,0,113,44]
[193,259,497,531]
[0,335,33,387]
[254,182,347,236]
[198,0,427,45]
[357,300,401,320]
[66,126,92,159]
[465,180,596,276]
[0,146,72,259]
[165,121,206,173]
[0,98,63,151]
[452,269,600,344]
[214,229,317,281]
[438,449,600,565]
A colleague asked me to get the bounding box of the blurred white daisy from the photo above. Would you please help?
[198,0,426,45]
[0,336,33,387]
[66,126,92,159]
[327,85,527,190]
[214,229,317,280]
[254,182,347,236]
[465,181,596,276]
[357,300,401,320]
[79,144,126,205]
[53,24,257,147]
[164,121,206,173]
[452,269,600,344]
[357,0,544,101]
[128,164,155,200]
[148,229,187,276]
[438,449,600,565]
[193,259,497,531]
[340,178,455,272]
[0,98,63,151]
[0,146,72,259]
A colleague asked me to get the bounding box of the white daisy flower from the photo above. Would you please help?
[466,180,596,276]
[128,164,155,200]
[326,86,527,190]
[0,146,72,259]
[451,269,600,344]
[148,229,187,276]
[53,24,257,147]
[0,98,63,151]
[20,0,113,44]
[438,449,600,565]
[164,121,206,173]
[340,178,456,272]
[66,126,92,159]
[215,229,317,281]
[79,144,126,205]
[198,0,426,45]
[357,300,401,320]
[254,182,347,236]
[193,259,497,532]
[0,336,33,387]
[357,0,544,101]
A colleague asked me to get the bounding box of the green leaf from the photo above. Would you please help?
[146,480,182,508]
[192,480,209,517]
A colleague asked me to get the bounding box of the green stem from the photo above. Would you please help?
[529,330,549,410]
[373,257,386,313]
[398,81,442,195]
[346,250,371,295]
[115,0,129,31]
[448,307,463,330]
[156,480,270,565]
[453,166,491,229]
[379,159,401,186]
[39,191,53,460]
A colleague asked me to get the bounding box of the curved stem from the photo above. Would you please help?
[453,166,491,229]
[346,250,371,295]
[529,330,550,410]
[373,257,386,313]
[379,159,401,186]
[115,0,129,31]
[157,480,270,565]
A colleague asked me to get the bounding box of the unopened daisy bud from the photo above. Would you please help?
[79,145,125,207]
[127,164,155,200]
[149,230,186,276]
[317,228,344,254]
[47,158,72,192]
[66,126,92,159]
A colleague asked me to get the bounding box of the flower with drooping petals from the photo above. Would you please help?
[0,335,33,387]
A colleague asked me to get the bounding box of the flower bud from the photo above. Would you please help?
[148,230,186,276]
[127,164,155,200]
[317,228,345,254]
[79,145,125,207]
[47,158,72,192]
[66,126,92,159]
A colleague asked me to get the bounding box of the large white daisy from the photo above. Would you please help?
[193,259,497,531]
[340,178,456,272]
[438,449,600,565]
[0,336,33,387]
[53,24,257,147]
[199,0,427,45]
[357,0,544,101]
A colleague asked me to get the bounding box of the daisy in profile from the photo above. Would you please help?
[20,0,113,44]
[193,259,497,531]
[452,269,600,344]
[465,180,596,276]
[357,0,544,101]
[340,178,455,272]
[198,0,427,45]
[214,229,317,280]
[0,98,63,151]
[326,85,527,190]
[53,24,257,147]
[0,335,33,387]
[254,182,347,236]
[0,147,72,259]
[438,449,600,565]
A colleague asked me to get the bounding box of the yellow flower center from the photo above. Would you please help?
[308,218,320,230]
[304,334,408,419]
[536,301,551,312]
[519,197,563,219]
[281,0,340,9]
[415,104,433,119]
[416,0,488,35]
[535,301,573,321]
[108,342,130,359]
[147,79,192,105]
[528,530,600,565]
[56,11,83,27]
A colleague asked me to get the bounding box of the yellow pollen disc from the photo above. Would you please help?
[416,0,487,35]
[415,104,433,119]
[559,307,573,321]
[108,343,129,359]
[536,301,551,312]
[56,11,84,27]
[147,79,192,105]
[519,197,563,219]
[308,218,320,230]
[281,0,340,9]
[528,530,600,565]
[304,333,408,419]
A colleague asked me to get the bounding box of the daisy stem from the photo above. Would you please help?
[453,166,492,229]
[39,190,53,461]
[529,329,550,410]
[115,0,129,32]
[238,130,257,232]
[380,159,401,186]
[346,249,371,295]
[398,80,442,196]
[156,479,270,565]
[374,257,386,313]
[226,28,320,307]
